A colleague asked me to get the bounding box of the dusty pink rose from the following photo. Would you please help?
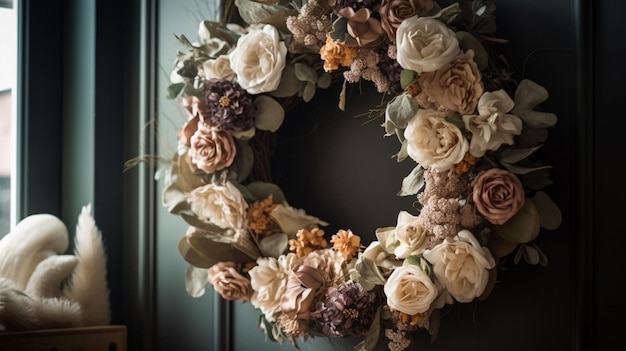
[181,95,208,120]
[379,0,438,43]
[188,125,236,174]
[471,168,525,225]
[417,50,483,114]
[177,115,200,147]
[337,7,385,46]
[207,262,252,301]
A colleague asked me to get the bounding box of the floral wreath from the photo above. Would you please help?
[158,0,562,350]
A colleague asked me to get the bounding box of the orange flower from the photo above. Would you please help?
[288,228,328,257]
[247,195,280,236]
[330,229,361,261]
[320,36,358,72]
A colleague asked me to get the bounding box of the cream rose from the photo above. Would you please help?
[471,168,525,225]
[384,263,439,315]
[395,16,460,73]
[203,54,236,80]
[188,181,248,229]
[208,262,252,301]
[404,109,469,172]
[423,230,495,303]
[249,253,297,322]
[462,89,523,157]
[393,211,429,259]
[188,125,237,174]
[229,24,287,94]
[417,50,483,114]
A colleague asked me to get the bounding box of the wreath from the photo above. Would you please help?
[157,0,562,350]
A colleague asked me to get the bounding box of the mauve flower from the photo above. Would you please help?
[208,262,252,301]
[379,0,438,43]
[188,124,236,174]
[337,7,385,46]
[417,50,484,114]
[203,78,256,132]
[313,281,376,337]
[471,168,525,225]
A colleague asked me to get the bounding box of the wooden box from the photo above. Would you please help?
[0,325,126,351]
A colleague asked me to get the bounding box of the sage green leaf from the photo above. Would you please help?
[354,308,381,351]
[254,95,285,132]
[247,181,287,203]
[444,112,465,131]
[429,2,462,23]
[259,233,289,258]
[178,236,217,268]
[522,168,554,190]
[234,0,284,25]
[302,81,317,102]
[395,140,409,162]
[375,226,398,254]
[501,162,552,175]
[456,31,488,70]
[398,166,425,196]
[167,83,185,99]
[229,139,254,183]
[385,93,418,130]
[271,63,300,98]
[317,72,332,89]
[270,203,329,235]
[516,127,548,148]
[523,244,541,265]
[294,62,317,83]
[330,15,348,42]
[491,200,541,244]
[530,191,562,230]
[497,145,543,164]
[512,79,558,128]
[354,255,387,287]
[400,70,417,89]
[185,264,209,298]
[177,59,198,79]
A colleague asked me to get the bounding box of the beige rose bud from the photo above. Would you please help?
[208,262,252,301]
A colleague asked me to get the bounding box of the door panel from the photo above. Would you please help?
[154,1,579,350]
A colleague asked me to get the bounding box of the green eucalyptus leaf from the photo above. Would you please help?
[177,59,198,79]
[185,264,209,297]
[259,233,289,258]
[354,255,387,287]
[254,95,285,132]
[523,244,541,265]
[317,72,332,89]
[398,166,425,196]
[530,191,562,230]
[385,93,419,130]
[515,127,548,148]
[512,79,558,128]
[271,63,300,98]
[456,31,488,70]
[302,81,317,102]
[230,139,254,183]
[400,69,417,89]
[445,113,465,131]
[167,83,185,99]
[491,200,541,244]
[521,168,554,190]
[294,62,317,83]
[375,226,398,254]
[330,16,348,42]
[497,145,543,164]
[501,162,552,175]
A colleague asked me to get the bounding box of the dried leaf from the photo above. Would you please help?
[185,264,209,297]
[490,200,541,243]
[530,191,562,230]
[254,95,285,132]
[385,93,419,130]
[398,166,425,196]
[497,145,543,164]
[294,62,317,83]
[259,233,289,258]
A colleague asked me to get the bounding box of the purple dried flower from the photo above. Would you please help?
[313,281,377,337]
[203,78,256,132]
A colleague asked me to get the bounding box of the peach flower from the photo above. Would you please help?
[417,50,484,114]
[207,262,252,301]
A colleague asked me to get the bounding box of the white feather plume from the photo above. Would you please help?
[64,203,111,326]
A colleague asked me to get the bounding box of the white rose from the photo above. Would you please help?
[423,230,495,303]
[384,262,439,315]
[395,16,460,73]
[249,253,297,322]
[188,181,248,229]
[404,109,469,172]
[203,54,236,80]
[393,211,429,259]
[229,24,287,94]
[462,90,523,157]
